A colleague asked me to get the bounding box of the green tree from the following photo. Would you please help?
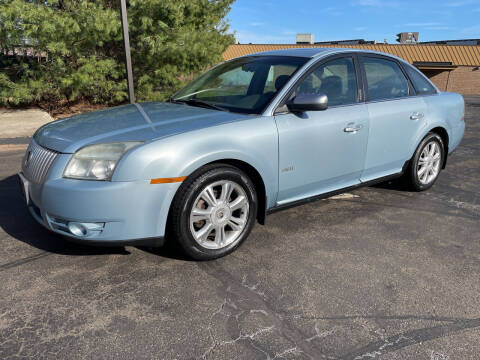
[0,0,234,109]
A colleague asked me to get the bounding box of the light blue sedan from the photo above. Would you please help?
[19,48,465,260]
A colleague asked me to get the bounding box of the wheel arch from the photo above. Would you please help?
[168,158,268,227]
[207,159,267,225]
[411,126,450,170]
[428,126,449,169]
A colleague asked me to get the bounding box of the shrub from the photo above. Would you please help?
[0,0,234,108]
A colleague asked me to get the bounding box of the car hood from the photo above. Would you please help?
[34,102,251,153]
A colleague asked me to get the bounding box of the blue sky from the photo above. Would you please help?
[227,0,480,44]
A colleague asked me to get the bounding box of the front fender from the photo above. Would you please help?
[114,116,279,208]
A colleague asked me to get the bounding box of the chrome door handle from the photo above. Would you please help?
[344,124,363,133]
[410,112,424,120]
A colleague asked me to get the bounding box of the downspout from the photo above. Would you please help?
[445,70,452,92]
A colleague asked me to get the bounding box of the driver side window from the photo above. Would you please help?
[296,57,358,107]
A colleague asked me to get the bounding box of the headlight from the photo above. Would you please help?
[63,142,143,181]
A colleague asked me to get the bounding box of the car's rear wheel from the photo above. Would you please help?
[404,132,445,191]
[170,164,257,260]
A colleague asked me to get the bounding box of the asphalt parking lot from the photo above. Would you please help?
[1,98,479,360]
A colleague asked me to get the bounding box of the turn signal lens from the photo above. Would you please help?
[150,176,186,184]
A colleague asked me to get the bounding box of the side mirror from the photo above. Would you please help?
[287,93,328,112]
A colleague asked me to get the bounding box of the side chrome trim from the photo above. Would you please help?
[267,161,410,215]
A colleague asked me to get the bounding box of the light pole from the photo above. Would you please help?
[120,0,135,104]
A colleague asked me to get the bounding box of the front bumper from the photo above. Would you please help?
[19,168,180,247]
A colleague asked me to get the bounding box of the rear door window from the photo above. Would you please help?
[362,57,410,101]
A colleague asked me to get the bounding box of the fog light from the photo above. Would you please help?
[47,215,105,237]
[68,222,88,237]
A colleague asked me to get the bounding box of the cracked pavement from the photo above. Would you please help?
[0,97,479,359]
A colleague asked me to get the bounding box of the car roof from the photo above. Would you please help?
[250,48,336,58]
[247,47,408,63]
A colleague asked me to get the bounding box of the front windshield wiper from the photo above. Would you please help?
[171,98,229,112]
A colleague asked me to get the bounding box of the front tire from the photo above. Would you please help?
[404,132,445,191]
[170,164,258,260]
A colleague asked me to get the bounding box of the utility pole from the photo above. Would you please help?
[120,0,135,103]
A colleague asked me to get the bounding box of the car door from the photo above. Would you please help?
[274,55,370,205]
[359,55,428,182]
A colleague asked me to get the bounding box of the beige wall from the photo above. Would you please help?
[423,66,480,94]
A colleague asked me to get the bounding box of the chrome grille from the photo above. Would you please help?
[22,140,59,184]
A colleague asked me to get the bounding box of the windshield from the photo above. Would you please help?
[172,56,308,114]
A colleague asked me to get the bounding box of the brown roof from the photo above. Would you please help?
[223,44,480,67]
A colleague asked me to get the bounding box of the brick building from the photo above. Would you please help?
[223,44,480,95]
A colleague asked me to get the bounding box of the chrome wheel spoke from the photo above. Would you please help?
[229,195,247,211]
[228,217,245,231]
[215,225,227,245]
[201,186,217,207]
[418,166,427,177]
[194,223,214,243]
[219,182,233,203]
[420,168,429,182]
[191,207,211,222]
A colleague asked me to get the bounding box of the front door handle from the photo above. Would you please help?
[344,124,363,133]
[410,112,424,120]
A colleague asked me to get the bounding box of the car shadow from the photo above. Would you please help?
[370,177,411,192]
[136,241,193,261]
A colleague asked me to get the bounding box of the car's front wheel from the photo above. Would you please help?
[170,164,258,260]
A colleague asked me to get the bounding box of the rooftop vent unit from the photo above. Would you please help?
[296,33,314,44]
[396,32,419,44]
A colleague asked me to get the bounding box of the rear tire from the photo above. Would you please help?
[170,164,257,260]
[404,132,445,191]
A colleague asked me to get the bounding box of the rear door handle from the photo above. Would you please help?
[344,124,363,133]
[410,112,424,120]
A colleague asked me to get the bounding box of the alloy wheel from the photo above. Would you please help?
[417,140,442,185]
[189,180,249,249]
